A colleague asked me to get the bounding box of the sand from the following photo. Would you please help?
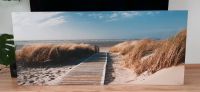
[17,65,74,85]
[0,64,5,71]
[0,64,9,74]
[105,53,137,84]
[100,47,110,52]
[16,46,111,85]
[132,65,184,85]
[106,53,184,85]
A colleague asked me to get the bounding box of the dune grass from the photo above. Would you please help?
[16,43,97,67]
[109,41,138,55]
[109,29,186,75]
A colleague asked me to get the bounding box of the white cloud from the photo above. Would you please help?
[12,12,65,28]
[76,13,83,16]
[107,11,161,22]
[146,11,160,15]
[121,11,140,18]
[83,11,142,22]
[107,11,141,22]
[39,16,65,27]
[106,18,118,22]
[110,13,118,18]
[98,15,103,19]
[88,13,104,19]
[12,12,66,40]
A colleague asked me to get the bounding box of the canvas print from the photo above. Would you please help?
[12,11,188,85]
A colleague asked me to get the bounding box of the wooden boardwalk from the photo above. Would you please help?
[60,52,107,85]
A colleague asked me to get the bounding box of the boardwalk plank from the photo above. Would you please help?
[60,52,107,85]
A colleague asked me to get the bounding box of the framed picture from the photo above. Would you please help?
[12,11,187,85]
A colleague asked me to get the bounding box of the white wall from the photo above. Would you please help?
[169,0,200,64]
[168,0,188,10]
[186,0,200,64]
[0,0,30,34]
[0,0,199,64]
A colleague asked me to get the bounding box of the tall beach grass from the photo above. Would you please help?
[16,43,97,67]
[109,29,186,75]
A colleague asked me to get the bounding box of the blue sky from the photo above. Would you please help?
[12,11,188,40]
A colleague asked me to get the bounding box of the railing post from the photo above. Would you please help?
[101,52,108,85]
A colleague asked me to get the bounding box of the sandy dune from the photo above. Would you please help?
[132,64,184,85]
[100,47,110,52]
[106,53,184,85]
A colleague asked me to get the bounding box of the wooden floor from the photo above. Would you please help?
[60,52,107,85]
[0,64,200,92]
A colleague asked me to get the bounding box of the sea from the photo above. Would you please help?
[14,39,131,50]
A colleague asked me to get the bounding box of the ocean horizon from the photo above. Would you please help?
[15,39,133,50]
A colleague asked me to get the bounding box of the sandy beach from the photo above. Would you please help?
[105,53,137,84]
[17,65,74,85]
[105,53,184,85]
[100,47,110,52]
[0,64,9,74]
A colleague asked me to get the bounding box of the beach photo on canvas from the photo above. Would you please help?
[12,11,188,85]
